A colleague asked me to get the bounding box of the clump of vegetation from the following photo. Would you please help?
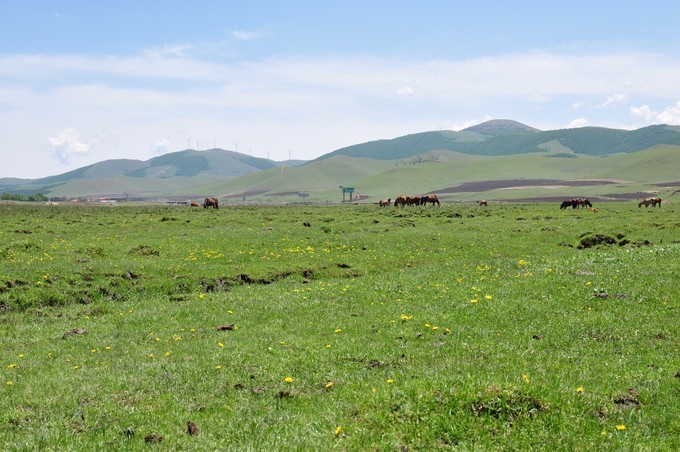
[127,245,160,256]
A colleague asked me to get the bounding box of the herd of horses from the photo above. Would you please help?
[377,195,441,207]
[192,195,663,210]
[559,198,593,209]
[638,197,662,208]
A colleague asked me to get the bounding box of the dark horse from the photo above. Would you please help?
[560,199,577,209]
[393,196,407,207]
[479,200,488,206]
[420,195,440,206]
[203,197,219,209]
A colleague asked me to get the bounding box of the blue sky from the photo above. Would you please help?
[2,1,680,178]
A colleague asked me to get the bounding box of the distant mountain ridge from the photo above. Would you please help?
[316,121,680,161]
[2,120,679,200]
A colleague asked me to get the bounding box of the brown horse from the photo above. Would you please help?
[378,198,391,207]
[393,196,406,207]
[639,197,661,208]
[420,195,440,206]
[203,197,219,209]
[190,201,199,207]
[479,200,488,206]
[405,196,420,206]
[575,198,592,208]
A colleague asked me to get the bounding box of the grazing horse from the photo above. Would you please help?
[203,197,219,209]
[190,201,199,207]
[560,199,577,209]
[576,198,592,208]
[405,196,421,206]
[393,196,407,207]
[378,198,391,207]
[479,200,488,206]
[420,194,440,206]
[639,197,661,208]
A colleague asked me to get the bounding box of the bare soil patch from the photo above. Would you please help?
[433,179,619,193]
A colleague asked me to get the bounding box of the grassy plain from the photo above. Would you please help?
[0,202,678,450]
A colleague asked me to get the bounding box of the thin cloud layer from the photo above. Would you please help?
[2,49,680,178]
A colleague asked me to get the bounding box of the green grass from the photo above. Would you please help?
[0,203,678,449]
[197,145,680,203]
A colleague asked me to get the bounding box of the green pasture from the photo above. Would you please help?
[0,202,678,449]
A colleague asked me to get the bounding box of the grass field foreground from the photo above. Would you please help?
[0,202,678,449]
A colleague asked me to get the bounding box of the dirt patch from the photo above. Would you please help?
[200,271,298,292]
[578,234,617,249]
[577,232,651,249]
[433,179,620,193]
[223,189,269,198]
[267,191,300,196]
[614,388,640,408]
[472,387,547,420]
[128,245,159,256]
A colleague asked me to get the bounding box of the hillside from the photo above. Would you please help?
[317,122,680,161]
[186,145,680,204]
[2,121,680,202]
[0,149,297,198]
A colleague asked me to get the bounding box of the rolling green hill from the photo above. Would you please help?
[2,121,679,202]
[316,121,680,160]
[189,145,679,204]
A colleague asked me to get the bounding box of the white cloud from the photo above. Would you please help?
[529,94,551,104]
[396,86,414,96]
[629,104,655,122]
[599,93,629,108]
[571,101,584,110]
[153,139,172,155]
[629,101,680,125]
[567,118,589,128]
[48,128,96,164]
[143,44,193,59]
[232,31,263,41]
[657,101,680,125]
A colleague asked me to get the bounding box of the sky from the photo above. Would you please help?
[2,1,680,179]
